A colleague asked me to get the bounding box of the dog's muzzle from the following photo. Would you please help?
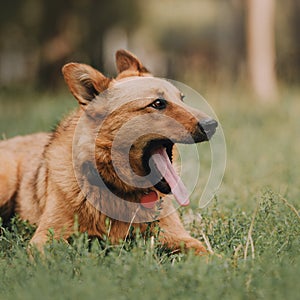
[198,118,218,140]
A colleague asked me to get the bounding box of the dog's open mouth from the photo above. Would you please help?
[142,140,189,207]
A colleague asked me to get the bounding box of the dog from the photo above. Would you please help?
[0,50,217,254]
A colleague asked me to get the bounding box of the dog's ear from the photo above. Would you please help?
[62,63,111,106]
[115,49,149,74]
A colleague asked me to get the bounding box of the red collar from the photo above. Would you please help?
[140,191,159,209]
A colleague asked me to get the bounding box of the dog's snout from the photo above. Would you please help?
[198,118,218,140]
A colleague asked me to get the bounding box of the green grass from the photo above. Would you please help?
[0,87,299,299]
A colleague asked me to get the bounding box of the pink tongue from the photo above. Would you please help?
[151,148,190,206]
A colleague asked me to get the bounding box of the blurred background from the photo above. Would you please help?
[0,0,299,207]
[0,0,299,94]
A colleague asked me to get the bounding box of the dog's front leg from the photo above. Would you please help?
[158,211,207,255]
[29,204,75,252]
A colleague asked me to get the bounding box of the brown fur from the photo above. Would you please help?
[0,50,210,254]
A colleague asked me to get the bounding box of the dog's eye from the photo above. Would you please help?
[150,99,167,110]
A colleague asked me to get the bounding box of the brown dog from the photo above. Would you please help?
[0,50,217,254]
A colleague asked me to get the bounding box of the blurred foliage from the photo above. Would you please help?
[0,0,299,89]
[0,189,299,300]
[0,0,139,89]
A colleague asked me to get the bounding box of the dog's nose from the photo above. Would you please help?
[198,118,218,140]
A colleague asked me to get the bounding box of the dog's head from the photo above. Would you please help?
[63,50,217,208]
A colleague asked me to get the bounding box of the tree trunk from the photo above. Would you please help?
[247,0,277,102]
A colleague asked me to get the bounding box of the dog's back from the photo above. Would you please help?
[0,133,50,222]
